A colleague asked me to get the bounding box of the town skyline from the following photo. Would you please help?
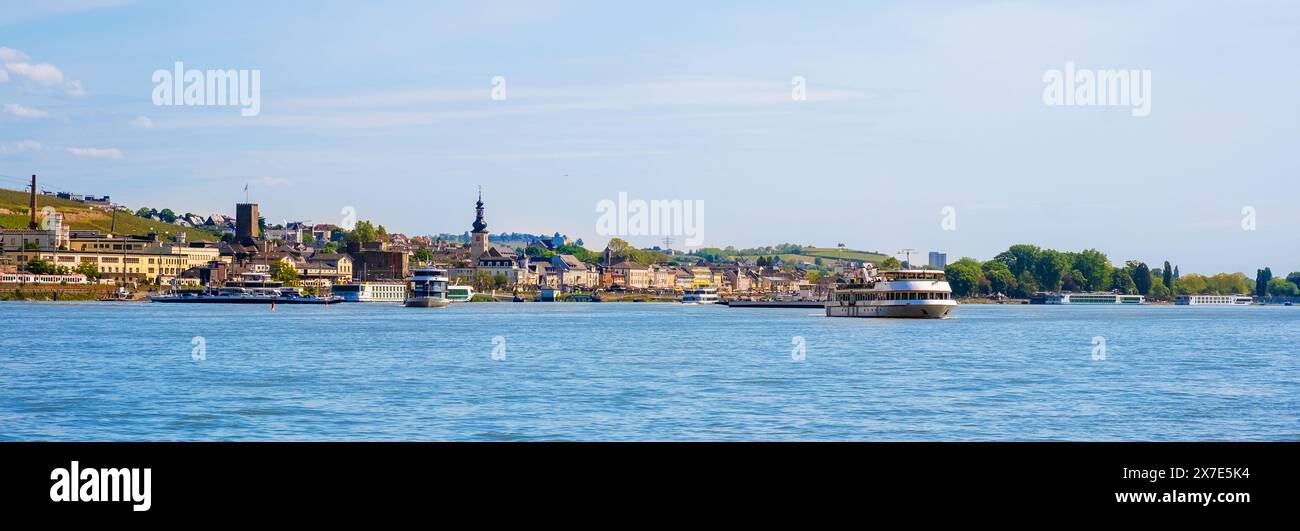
[1,1,1297,273]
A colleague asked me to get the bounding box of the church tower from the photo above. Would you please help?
[470,188,489,260]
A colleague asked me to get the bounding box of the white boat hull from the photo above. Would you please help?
[404,298,449,308]
[826,301,955,319]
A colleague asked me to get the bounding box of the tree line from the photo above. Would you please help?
[943,244,1299,299]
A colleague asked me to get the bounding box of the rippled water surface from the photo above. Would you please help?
[1,301,1296,440]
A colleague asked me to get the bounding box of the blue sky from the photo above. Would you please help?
[1,0,1296,273]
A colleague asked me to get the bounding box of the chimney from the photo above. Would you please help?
[28,174,38,230]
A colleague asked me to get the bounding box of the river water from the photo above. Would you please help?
[1,301,1295,440]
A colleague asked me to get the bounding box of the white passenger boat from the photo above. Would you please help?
[826,266,956,318]
[405,266,450,308]
[681,287,720,304]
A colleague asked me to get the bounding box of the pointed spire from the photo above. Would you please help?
[472,186,487,232]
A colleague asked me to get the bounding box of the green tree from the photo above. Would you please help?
[981,260,1016,296]
[1071,249,1112,292]
[319,242,338,254]
[1014,271,1038,297]
[1033,249,1069,291]
[1266,277,1298,296]
[269,260,300,285]
[1267,277,1298,296]
[25,258,56,274]
[73,261,101,280]
[1175,274,1208,295]
[879,257,901,269]
[1132,262,1152,295]
[302,232,315,245]
[605,237,631,257]
[346,220,379,244]
[159,208,177,223]
[1163,261,1173,290]
[944,258,985,297]
[994,244,1041,278]
[1149,277,1171,300]
[1256,267,1273,295]
[1110,269,1136,294]
[412,248,433,264]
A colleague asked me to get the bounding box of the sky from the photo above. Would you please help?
[0,0,1296,273]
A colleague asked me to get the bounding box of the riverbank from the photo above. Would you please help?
[0,283,120,301]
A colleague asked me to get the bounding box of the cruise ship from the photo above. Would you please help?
[333,282,406,303]
[150,272,342,304]
[446,284,474,303]
[1175,294,1253,305]
[405,266,450,308]
[681,287,721,304]
[826,266,956,318]
[1031,292,1145,304]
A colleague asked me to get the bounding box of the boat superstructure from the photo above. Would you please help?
[1175,294,1253,306]
[681,286,721,304]
[446,284,474,303]
[405,266,450,308]
[149,271,342,304]
[826,266,955,318]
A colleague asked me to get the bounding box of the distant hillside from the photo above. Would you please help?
[800,247,891,263]
[0,188,218,241]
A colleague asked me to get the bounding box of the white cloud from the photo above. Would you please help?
[131,115,156,128]
[0,48,84,94]
[3,103,49,118]
[0,47,29,62]
[4,62,64,85]
[0,139,43,155]
[67,147,123,159]
[64,79,86,97]
[258,175,290,187]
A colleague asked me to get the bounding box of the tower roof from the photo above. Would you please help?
[471,188,487,232]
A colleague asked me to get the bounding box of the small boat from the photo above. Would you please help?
[404,266,450,308]
[681,287,721,304]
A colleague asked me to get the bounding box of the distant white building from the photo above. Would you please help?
[265,225,304,244]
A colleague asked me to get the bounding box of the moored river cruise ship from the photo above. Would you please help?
[333,282,406,302]
[1175,294,1253,305]
[827,267,956,318]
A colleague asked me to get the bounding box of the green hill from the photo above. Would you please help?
[800,247,891,263]
[0,187,218,242]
